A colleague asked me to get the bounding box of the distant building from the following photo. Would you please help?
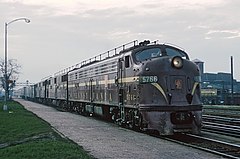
[193,59,240,105]
[192,59,204,76]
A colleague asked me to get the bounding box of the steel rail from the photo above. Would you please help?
[203,115,240,124]
[202,114,240,138]
[162,134,240,159]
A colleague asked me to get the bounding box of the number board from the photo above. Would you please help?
[139,76,158,84]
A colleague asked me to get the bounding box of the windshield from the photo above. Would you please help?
[165,47,187,59]
[135,48,162,62]
[134,46,188,62]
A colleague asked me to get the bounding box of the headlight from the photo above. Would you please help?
[172,56,183,69]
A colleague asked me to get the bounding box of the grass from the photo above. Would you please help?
[0,101,93,159]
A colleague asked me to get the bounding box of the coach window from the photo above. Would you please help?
[61,74,68,82]
[125,55,130,68]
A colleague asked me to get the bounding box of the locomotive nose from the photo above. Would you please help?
[141,56,200,105]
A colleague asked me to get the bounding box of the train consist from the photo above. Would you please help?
[20,40,202,135]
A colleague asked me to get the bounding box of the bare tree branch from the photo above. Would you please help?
[0,58,22,99]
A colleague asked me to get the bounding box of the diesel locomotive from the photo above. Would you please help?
[21,40,202,135]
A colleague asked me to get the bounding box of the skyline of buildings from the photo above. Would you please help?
[193,58,240,105]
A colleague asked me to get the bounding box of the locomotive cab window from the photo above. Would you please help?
[165,47,188,59]
[135,48,162,62]
[125,55,130,68]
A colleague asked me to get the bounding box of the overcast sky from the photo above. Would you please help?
[0,0,240,83]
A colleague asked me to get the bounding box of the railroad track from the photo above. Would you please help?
[163,134,240,159]
[203,115,240,125]
[203,105,240,118]
[151,115,240,159]
[202,115,240,138]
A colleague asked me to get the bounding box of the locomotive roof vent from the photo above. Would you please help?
[139,40,150,46]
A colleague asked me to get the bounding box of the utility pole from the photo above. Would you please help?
[230,56,234,105]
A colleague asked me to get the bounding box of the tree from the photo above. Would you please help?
[0,58,21,100]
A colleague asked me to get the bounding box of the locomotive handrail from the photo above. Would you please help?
[41,75,52,81]
[54,40,138,76]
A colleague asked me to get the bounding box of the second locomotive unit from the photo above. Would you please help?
[24,40,202,135]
